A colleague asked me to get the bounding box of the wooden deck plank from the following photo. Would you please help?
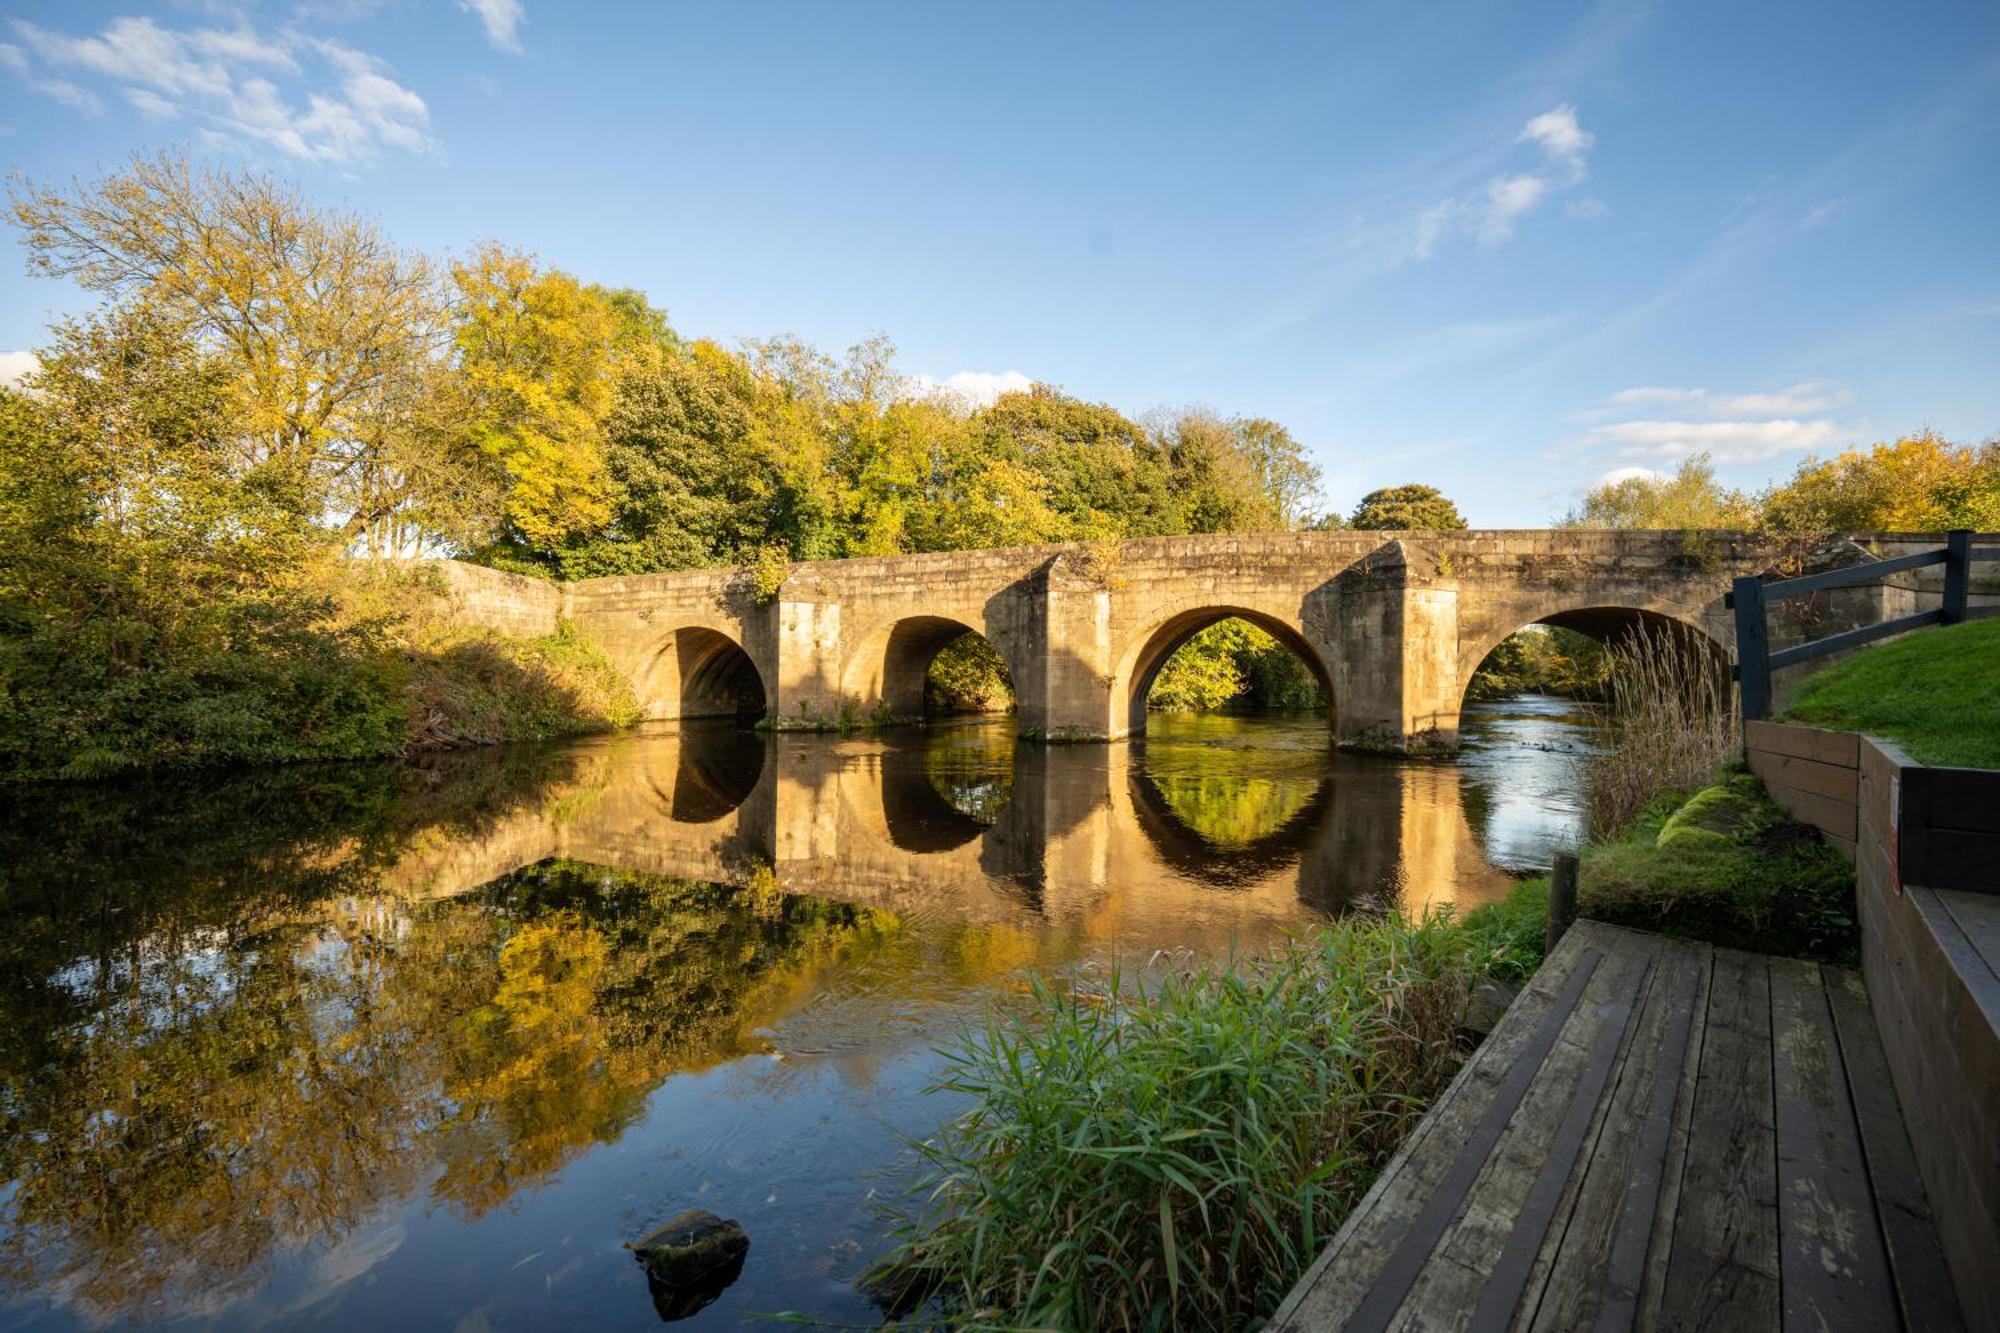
[1655,947,1782,1333]
[1521,937,1710,1332]
[1823,967,1965,1332]
[1268,925,1608,1330]
[1275,925,1969,1333]
[1634,939,1712,1331]
[1769,957,1901,1332]
[1386,927,1660,1332]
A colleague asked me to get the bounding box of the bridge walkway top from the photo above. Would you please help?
[1270,920,1964,1331]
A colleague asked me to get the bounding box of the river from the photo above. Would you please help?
[0,696,1603,1330]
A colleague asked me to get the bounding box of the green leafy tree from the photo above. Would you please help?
[1563,454,1754,529]
[1233,417,1323,529]
[1349,483,1468,530]
[1159,410,1279,533]
[977,386,1181,539]
[0,307,400,778]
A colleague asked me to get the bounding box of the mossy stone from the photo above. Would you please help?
[631,1208,750,1288]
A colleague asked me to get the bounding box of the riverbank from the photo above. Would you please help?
[0,563,637,781]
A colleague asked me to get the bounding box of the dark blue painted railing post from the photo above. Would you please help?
[1942,529,1972,625]
[1732,575,1771,723]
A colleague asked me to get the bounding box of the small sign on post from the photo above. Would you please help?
[1547,851,1580,953]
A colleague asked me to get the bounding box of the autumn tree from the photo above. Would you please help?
[451,245,624,552]
[1759,432,2000,532]
[1349,483,1468,530]
[7,152,474,551]
[1563,454,1755,529]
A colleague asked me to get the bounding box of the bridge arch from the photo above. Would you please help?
[1455,603,1729,712]
[840,614,1021,723]
[1114,604,1334,737]
[636,625,769,721]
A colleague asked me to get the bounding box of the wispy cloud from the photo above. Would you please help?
[1592,380,1846,418]
[0,39,103,113]
[1416,103,1600,255]
[1560,379,1849,464]
[1519,103,1593,181]
[1565,417,1844,464]
[6,15,436,164]
[458,0,526,54]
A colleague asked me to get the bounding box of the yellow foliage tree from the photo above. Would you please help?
[451,245,622,546]
[1761,432,2000,532]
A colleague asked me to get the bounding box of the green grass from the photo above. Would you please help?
[1780,615,2000,769]
[868,913,1476,1330]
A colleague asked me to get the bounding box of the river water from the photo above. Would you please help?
[0,697,1602,1331]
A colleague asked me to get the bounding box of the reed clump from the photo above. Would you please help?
[1586,622,1737,837]
[870,913,1474,1330]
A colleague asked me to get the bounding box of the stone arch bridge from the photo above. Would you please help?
[434,530,1920,753]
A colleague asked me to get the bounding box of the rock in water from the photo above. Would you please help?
[630,1209,750,1296]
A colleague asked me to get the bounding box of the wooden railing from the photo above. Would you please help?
[1728,530,1998,721]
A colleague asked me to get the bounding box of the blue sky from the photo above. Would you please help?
[1,0,1996,526]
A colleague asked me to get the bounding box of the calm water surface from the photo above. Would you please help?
[0,698,1601,1330]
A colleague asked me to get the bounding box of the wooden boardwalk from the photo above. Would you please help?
[1271,921,1965,1331]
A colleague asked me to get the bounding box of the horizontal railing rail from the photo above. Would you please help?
[1729,530,1994,722]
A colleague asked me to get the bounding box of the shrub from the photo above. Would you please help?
[871,913,1472,1329]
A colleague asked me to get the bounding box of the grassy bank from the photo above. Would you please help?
[1780,616,2000,769]
[1,563,638,781]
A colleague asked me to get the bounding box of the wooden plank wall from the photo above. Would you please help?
[1750,720,1997,1329]
[1745,720,1860,860]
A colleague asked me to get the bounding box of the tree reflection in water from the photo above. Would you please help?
[0,761,896,1324]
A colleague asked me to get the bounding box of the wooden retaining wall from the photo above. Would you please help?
[1746,720,2000,1331]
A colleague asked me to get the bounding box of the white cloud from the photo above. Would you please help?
[1598,465,1668,485]
[458,0,527,53]
[1418,105,1598,255]
[1567,418,1844,464]
[0,350,38,389]
[1478,173,1551,243]
[1519,103,1593,181]
[6,16,434,164]
[1971,303,2000,317]
[1562,378,1850,467]
[907,369,1034,410]
[124,87,180,120]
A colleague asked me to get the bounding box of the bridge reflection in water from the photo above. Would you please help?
[384,714,1529,946]
[0,706,1593,1331]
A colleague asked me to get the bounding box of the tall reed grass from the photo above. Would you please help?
[870,914,1472,1330]
[1585,621,1738,837]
